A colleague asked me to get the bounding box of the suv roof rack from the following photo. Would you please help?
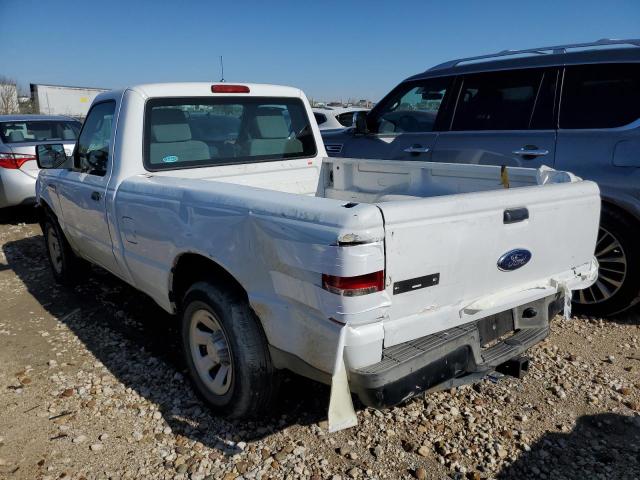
[429,38,640,71]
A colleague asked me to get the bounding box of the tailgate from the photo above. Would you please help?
[378,180,600,340]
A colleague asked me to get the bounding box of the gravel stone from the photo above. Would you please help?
[1,220,639,480]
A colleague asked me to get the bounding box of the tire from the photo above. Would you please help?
[181,281,280,419]
[573,206,640,317]
[42,213,86,285]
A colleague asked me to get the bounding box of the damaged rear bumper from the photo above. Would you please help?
[348,292,563,408]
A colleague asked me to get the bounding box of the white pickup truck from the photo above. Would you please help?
[35,83,600,431]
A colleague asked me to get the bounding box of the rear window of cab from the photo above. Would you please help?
[143,97,317,171]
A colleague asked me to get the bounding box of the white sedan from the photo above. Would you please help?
[312,107,369,131]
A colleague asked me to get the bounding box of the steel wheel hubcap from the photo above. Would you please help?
[47,228,63,274]
[189,309,232,395]
[576,227,627,305]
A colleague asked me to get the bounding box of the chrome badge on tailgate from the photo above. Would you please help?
[497,249,532,271]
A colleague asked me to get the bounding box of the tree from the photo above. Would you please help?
[0,76,19,114]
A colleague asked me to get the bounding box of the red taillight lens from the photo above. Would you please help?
[211,84,250,93]
[0,153,36,169]
[322,271,385,296]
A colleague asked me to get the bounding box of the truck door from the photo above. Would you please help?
[432,68,558,168]
[57,101,120,275]
[338,76,454,160]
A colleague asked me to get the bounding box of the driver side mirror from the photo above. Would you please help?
[352,111,369,135]
[36,144,69,169]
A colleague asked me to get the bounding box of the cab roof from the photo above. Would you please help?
[95,83,306,103]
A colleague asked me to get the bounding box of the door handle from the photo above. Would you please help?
[512,147,549,157]
[504,207,529,224]
[91,191,101,201]
[403,145,430,154]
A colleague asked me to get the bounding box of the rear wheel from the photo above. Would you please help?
[181,281,279,418]
[573,206,640,317]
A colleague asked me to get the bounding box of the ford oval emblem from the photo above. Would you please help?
[497,249,532,271]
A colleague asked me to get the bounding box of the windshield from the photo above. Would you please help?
[144,97,317,170]
[372,77,452,134]
[0,120,81,144]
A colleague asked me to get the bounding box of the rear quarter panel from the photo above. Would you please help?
[113,175,386,373]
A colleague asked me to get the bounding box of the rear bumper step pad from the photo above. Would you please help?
[349,293,561,408]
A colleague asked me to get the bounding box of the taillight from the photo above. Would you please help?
[211,84,250,93]
[322,271,385,296]
[0,153,36,169]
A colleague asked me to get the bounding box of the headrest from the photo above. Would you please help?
[8,131,24,142]
[253,108,290,139]
[62,129,75,140]
[151,108,192,142]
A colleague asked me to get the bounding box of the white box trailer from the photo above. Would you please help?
[31,84,109,119]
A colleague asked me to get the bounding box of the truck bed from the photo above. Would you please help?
[149,156,580,201]
[131,157,599,352]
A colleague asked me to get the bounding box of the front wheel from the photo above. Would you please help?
[181,281,279,419]
[573,206,640,317]
[42,214,85,285]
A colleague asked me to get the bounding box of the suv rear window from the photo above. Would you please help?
[560,63,640,129]
[0,120,81,144]
[452,69,544,131]
[144,97,316,170]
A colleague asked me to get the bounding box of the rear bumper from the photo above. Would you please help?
[349,293,563,408]
[0,169,37,208]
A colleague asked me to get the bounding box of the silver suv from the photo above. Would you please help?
[322,39,640,317]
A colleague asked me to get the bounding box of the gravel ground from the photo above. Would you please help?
[0,206,639,480]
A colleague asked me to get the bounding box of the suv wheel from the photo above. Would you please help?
[573,206,640,316]
[181,281,280,418]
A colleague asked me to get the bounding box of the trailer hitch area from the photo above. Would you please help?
[495,356,530,379]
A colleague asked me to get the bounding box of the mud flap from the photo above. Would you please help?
[563,288,573,319]
[551,279,573,320]
[327,326,358,433]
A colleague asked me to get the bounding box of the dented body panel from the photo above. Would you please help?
[36,83,600,428]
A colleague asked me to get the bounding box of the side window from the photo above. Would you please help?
[75,101,116,176]
[336,112,355,127]
[560,63,640,129]
[373,77,452,134]
[314,113,327,125]
[452,69,543,131]
[530,70,559,130]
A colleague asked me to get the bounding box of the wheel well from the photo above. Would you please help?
[37,200,56,227]
[170,253,247,311]
[601,199,640,228]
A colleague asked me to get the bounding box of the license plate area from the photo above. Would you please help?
[477,310,515,347]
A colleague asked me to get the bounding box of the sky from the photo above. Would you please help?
[1,0,639,102]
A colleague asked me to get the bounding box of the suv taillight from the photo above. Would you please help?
[0,153,36,169]
[322,271,385,296]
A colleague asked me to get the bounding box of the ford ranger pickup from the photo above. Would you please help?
[34,83,600,431]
